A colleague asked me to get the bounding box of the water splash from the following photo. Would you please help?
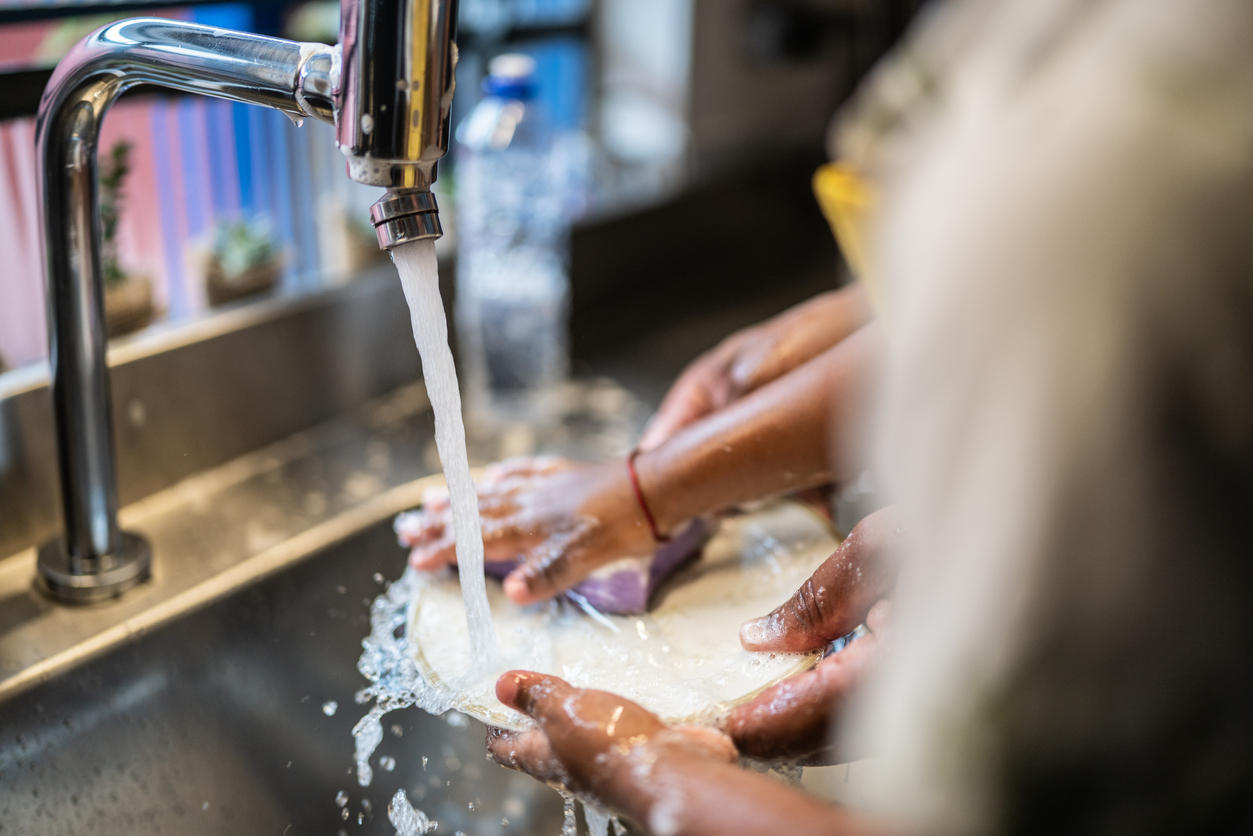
[388,790,434,836]
[584,803,612,836]
[392,240,497,664]
[353,571,455,785]
[353,714,384,786]
[559,791,577,836]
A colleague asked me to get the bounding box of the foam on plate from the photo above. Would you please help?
[407,500,838,730]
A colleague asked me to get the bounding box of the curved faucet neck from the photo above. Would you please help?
[35,19,336,600]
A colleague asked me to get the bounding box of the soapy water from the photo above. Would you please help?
[408,503,835,730]
[392,240,498,666]
[354,502,834,789]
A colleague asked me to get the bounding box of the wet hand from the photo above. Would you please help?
[397,457,656,605]
[728,599,890,762]
[740,506,900,653]
[487,672,736,816]
[728,506,901,762]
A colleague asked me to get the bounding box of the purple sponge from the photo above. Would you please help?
[483,519,709,614]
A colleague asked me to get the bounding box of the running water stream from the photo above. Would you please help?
[392,240,498,664]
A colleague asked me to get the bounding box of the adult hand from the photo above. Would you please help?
[729,506,901,762]
[730,600,890,763]
[488,672,737,818]
[488,671,900,836]
[638,286,872,452]
[397,456,655,605]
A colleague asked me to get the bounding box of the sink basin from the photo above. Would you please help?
[0,518,565,835]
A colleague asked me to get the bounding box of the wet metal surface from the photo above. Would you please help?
[0,519,564,835]
[0,383,438,701]
[0,377,651,835]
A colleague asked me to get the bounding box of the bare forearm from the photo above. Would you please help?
[638,322,884,533]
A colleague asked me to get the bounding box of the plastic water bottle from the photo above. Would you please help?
[454,53,570,424]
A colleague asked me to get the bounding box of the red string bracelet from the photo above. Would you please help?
[626,447,670,544]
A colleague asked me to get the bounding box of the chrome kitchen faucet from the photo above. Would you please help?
[35,0,457,601]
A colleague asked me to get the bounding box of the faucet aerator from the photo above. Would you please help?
[370,190,443,250]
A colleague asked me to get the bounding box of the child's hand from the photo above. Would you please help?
[397,456,656,605]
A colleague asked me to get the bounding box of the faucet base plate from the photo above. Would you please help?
[37,532,152,604]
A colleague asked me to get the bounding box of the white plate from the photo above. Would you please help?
[407,500,838,731]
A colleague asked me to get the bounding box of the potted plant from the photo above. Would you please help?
[100,140,155,337]
[204,216,283,307]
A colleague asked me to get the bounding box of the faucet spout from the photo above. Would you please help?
[35,19,337,602]
[337,0,459,248]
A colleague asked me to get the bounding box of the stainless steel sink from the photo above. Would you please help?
[0,270,651,834]
[0,517,564,835]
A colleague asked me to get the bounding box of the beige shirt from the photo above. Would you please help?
[837,1,1253,832]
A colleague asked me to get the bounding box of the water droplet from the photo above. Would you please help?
[501,819,509,827]
[323,701,339,716]
[358,812,364,824]
[391,724,404,737]
[373,572,385,584]
[380,755,396,772]
[337,585,347,594]
[341,808,350,820]
[444,756,461,772]
[421,756,428,770]
[361,114,375,135]
[444,711,469,728]
[361,798,373,814]
[336,791,349,808]
[388,789,433,835]
[202,801,210,811]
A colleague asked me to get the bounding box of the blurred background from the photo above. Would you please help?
[0,0,920,378]
[0,0,925,559]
